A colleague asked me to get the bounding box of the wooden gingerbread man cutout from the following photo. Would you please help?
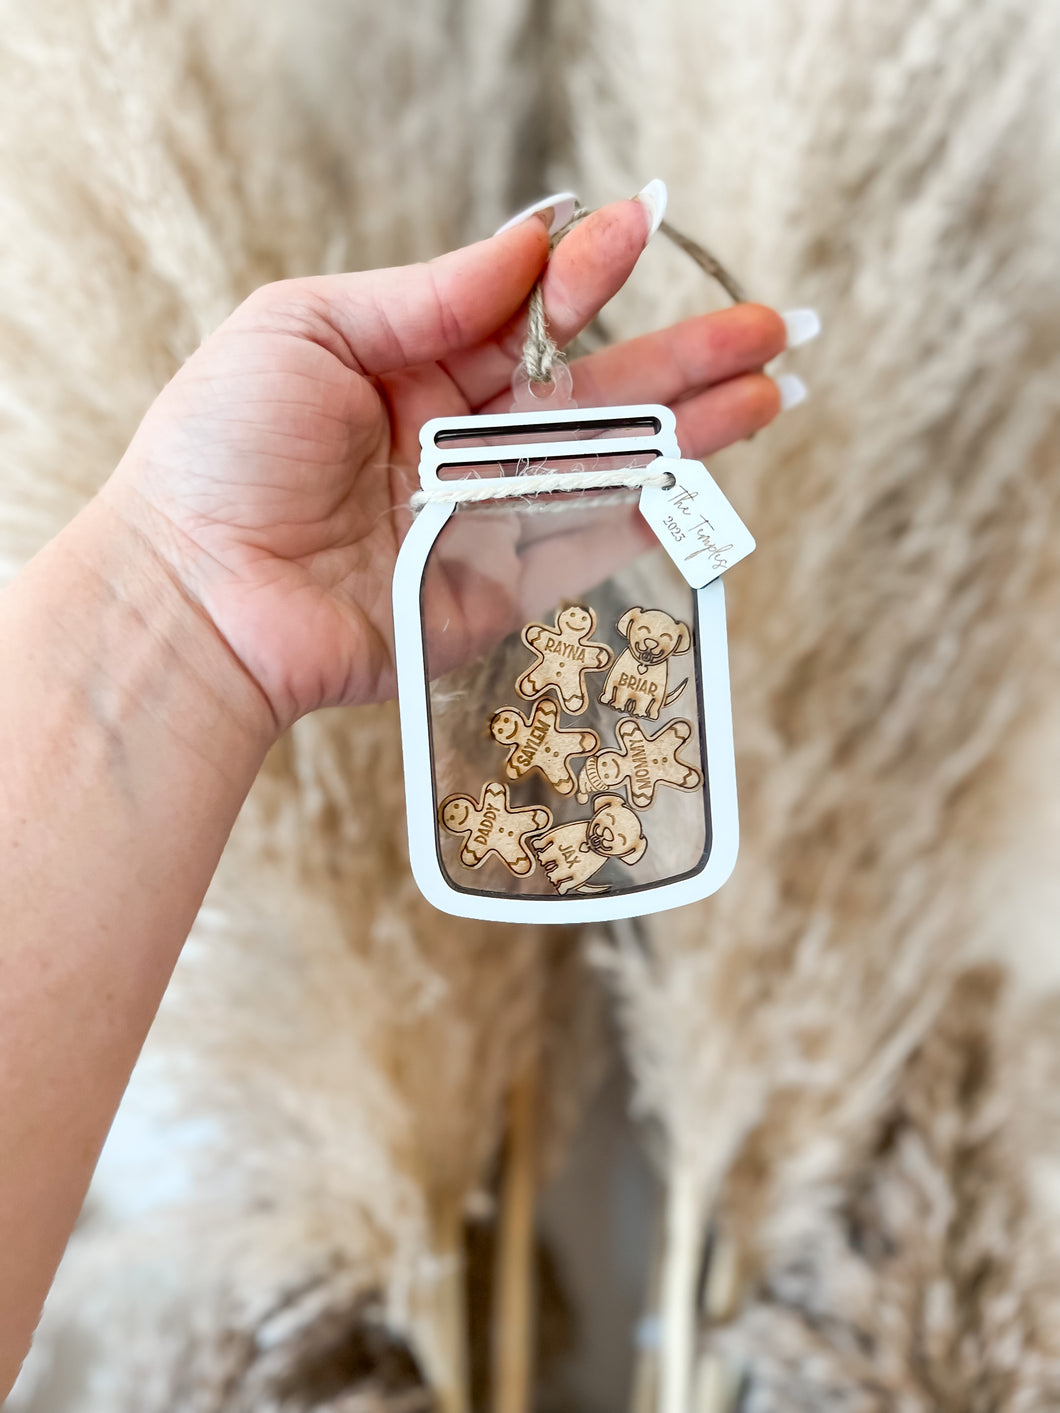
[576,717,703,808]
[490,700,599,796]
[439,782,552,876]
[530,794,648,896]
[516,604,613,714]
[599,606,691,720]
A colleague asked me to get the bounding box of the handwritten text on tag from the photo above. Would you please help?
[638,459,756,589]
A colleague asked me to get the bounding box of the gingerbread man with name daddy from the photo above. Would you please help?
[439,782,552,875]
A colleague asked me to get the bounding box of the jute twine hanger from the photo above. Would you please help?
[409,205,748,511]
[521,205,748,386]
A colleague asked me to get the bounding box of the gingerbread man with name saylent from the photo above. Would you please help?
[516,605,612,714]
[490,700,599,796]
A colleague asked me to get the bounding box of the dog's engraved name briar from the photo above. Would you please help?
[600,607,691,720]
[639,459,755,590]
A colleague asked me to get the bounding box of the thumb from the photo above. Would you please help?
[239,220,552,375]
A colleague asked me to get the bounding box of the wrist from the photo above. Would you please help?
[28,491,279,773]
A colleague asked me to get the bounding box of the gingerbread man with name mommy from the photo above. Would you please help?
[490,699,599,796]
[439,782,552,875]
[576,717,703,808]
[516,604,613,714]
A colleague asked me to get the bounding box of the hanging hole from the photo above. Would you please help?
[510,359,576,412]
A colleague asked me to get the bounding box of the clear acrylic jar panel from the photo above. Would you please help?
[419,489,712,902]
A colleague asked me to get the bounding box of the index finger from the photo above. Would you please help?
[441,196,656,409]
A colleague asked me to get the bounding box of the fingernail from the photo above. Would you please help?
[634,178,668,240]
[775,373,809,410]
[494,191,578,237]
[781,307,822,348]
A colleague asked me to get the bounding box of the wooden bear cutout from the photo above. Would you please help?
[599,607,691,720]
[490,699,599,796]
[530,793,647,896]
[439,782,552,876]
[517,605,613,714]
[576,717,702,808]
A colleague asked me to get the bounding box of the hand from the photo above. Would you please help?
[104,198,788,734]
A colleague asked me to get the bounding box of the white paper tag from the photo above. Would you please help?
[639,459,756,589]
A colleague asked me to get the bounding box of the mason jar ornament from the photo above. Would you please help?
[392,402,755,923]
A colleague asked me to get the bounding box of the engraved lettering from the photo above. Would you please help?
[472,803,498,847]
[683,514,735,572]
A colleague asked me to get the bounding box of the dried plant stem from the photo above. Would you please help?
[491,1056,540,1413]
[693,1353,731,1413]
[421,1196,471,1413]
[658,1159,701,1413]
[628,1191,664,1413]
[630,1343,658,1413]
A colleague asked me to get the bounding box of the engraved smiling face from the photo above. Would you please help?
[557,605,593,636]
[619,608,691,666]
[490,710,521,744]
[441,798,472,832]
[592,753,624,786]
[586,797,647,861]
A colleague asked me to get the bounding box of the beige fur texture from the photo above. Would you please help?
[4,0,1060,1410]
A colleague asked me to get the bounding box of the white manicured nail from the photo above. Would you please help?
[776,373,809,410]
[494,191,578,236]
[781,307,822,348]
[634,178,668,239]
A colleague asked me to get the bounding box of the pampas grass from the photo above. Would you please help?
[559,0,1060,1406]
[1,4,603,1410]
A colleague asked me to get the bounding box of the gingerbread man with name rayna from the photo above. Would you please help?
[576,717,703,808]
[439,782,552,875]
[516,604,612,714]
[490,699,599,796]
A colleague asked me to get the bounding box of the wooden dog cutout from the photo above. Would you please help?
[599,607,691,720]
[531,793,647,895]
